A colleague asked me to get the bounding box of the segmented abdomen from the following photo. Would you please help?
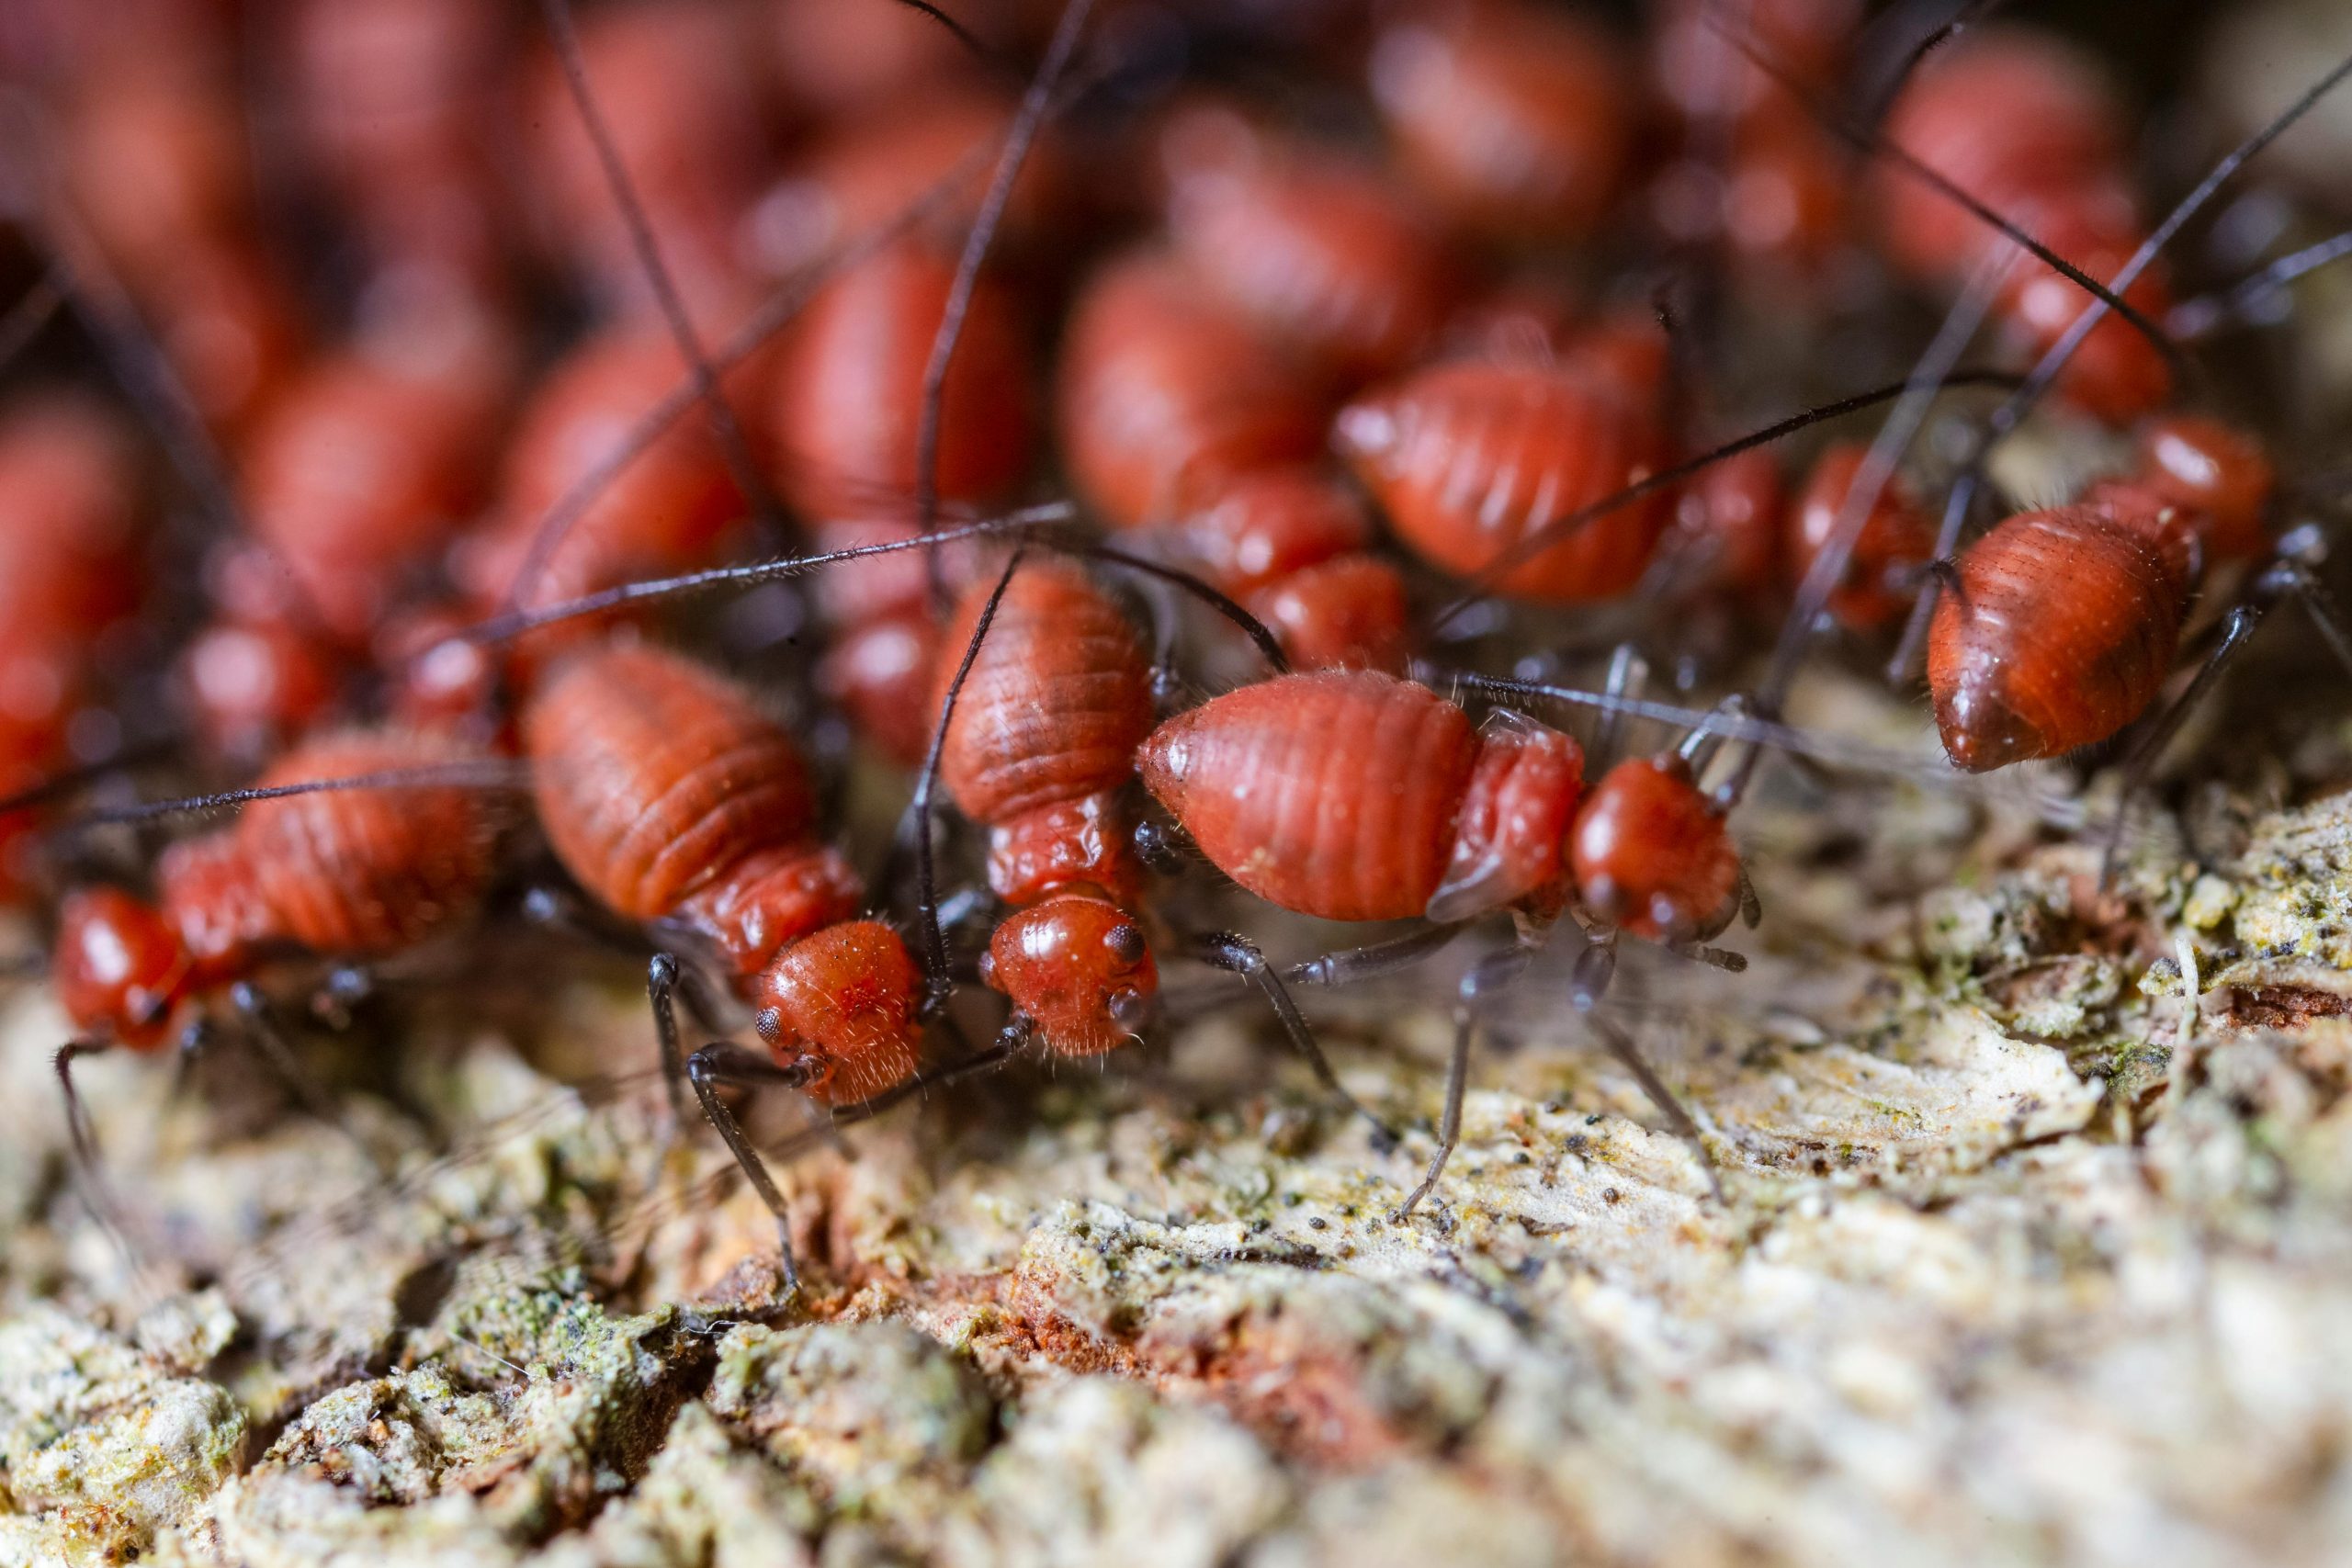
[1928,503,2193,771]
[525,644,819,919]
[238,728,497,953]
[1139,670,1477,921]
[937,561,1155,827]
[1336,361,1668,602]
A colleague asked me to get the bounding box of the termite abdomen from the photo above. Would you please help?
[1928,500,2195,771]
[1335,360,1670,603]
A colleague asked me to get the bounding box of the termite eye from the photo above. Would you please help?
[1103,922,1147,965]
[755,1008,784,1043]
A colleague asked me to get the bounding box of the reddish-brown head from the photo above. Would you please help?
[1179,468,1369,595]
[53,886,194,1049]
[180,617,347,762]
[1569,757,1739,942]
[754,919,922,1105]
[1789,444,1935,629]
[980,894,1157,1057]
[2133,415,2274,560]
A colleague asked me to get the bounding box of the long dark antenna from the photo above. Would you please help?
[497,143,998,615]
[55,760,528,834]
[1884,44,2352,682]
[1425,367,2021,630]
[458,503,1076,648]
[1702,5,2183,376]
[912,550,1026,1005]
[2170,227,2352,340]
[914,0,1098,592]
[536,0,786,540]
[1856,0,2015,127]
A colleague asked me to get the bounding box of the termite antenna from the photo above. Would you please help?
[1427,367,2021,630]
[1759,248,2010,711]
[1075,541,1290,673]
[0,269,62,374]
[912,550,1027,1010]
[916,0,1099,598]
[53,1039,145,1270]
[0,735,185,818]
[462,502,1077,647]
[887,0,1003,70]
[535,0,786,541]
[1885,42,2352,682]
[53,760,528,834]
[2170,228,2352,340]
[1702,5,2185,375]
[1855,0,2014,126]
[1588,1013,1724,1203]
[498,142,1000,615]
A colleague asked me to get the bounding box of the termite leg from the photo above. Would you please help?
[762,1024,1030,1166]
[1591,643,1649,773]
[1589,1014,1724,1202]
[646,953,691,1137]
[1284,923,1466,988]
[172,1016,211,1098]
[524,882,653,957]
[230,981,375,1166]
[1668,942,1750,973]
[1736,866,1764,931]
[1571,929,1619,1011]
[2099,604,2266,886]
[1392,942,1532,1221]
[2269,525,2352,681]
[53,1037,139,1263]
[1133,819,1197,875]
[682,1041,820,1296]
[1195,931,1398,1150]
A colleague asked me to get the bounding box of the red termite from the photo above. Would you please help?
[1334,357,1674,603]
[1366,0,1634,243]
[1139,667,1745,1211]
[450,328,759,654]
[522,0,773,333]
[918,554,1392,1134]
[1055,253,1409,672]
[521,639,931,1290]
[1926,414,2291,773]
[51,28,306,436]
[1785,443,1936,631]
[0,394,149,902]
[280,0,521,301]
[51,728,501,1049]
[770,237,1037,522]
[931,559,1162,1055]
[1874,28,2172,422]
[1159,105,1463,387]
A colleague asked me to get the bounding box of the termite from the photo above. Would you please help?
[46,727,505,1242]
[0,393,149,900]
[1367,0,1635,244]
[1138,665,1754,1213]
[1057,252,1410,672]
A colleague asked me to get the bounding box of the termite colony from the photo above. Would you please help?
[2,0,2349,1297]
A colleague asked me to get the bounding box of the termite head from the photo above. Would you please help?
[53,886,194,1050]
[1568,756,1740,942]
[753,919,922,1106]
[978,893,1157,1057]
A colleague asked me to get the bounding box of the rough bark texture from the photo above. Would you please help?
[6,662,2352,1567]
